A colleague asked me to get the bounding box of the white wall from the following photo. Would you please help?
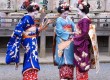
[16,0,25,10]
[88,0,105,12]
[105,0,110,11]
[0,0,110,12]
[0,0,15,10]
[51,0,59,10]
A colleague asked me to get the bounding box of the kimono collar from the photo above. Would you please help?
[81,15,91,23]
[60,17,69,23]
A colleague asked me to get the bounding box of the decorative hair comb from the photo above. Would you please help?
[78,1,89,9]
[60,2,70,9]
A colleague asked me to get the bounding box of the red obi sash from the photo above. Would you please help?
[63,25,72,32]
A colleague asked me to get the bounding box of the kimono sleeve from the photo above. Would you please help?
[6,18,27,64]
[56,19,70,40]
[74,19,90,41]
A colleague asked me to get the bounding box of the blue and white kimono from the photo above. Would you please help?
[54,17,75,68]
[6,15,40,74]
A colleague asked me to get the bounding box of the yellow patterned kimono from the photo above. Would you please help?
[88,24,100,73]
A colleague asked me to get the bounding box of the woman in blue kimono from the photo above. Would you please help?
[6,2,50,80]
[54,2,75,80]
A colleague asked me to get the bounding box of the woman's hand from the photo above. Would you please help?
[70,32,75,35]
[38,19,53,32]
[70,37,74,41]
[74,31,81,36]
[42,18,53,27]
[46,19,53,25]
[69,35,74,41]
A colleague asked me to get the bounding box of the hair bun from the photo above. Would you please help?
[77,1,90,14]
[57,2,70,13]
[87,3,90,8]
[26,2,40,12]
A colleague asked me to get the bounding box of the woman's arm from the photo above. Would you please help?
[38,19,52,32]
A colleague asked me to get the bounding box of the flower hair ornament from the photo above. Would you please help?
[30,2,39,10]
[60,2,70,11]
[57,2,71,13]
[30,2,38,6]
[78,1,90,10]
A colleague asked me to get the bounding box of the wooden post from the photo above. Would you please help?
[97,18,100,28]
[108,36,110,56]
[0,17,1,27]
[40,31,46,57]
[11,18,14,27]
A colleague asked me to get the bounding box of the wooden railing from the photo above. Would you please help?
[0,17,110,57]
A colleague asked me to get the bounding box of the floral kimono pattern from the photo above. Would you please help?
[54,17,75,67]
[74,18,99,73]
[54,17,75,79]
[6,15,40,75]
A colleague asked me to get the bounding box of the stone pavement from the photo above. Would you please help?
[0,63,110,80]
[0,52,110,64]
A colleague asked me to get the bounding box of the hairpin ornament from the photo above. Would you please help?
[60,2,69,9]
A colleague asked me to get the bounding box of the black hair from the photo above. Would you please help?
[26,5,39,12]
[57,6,70,14]
[77,3,90,14]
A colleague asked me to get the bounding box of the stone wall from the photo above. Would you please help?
[88,0,105,12]
[0,0,110,12]
[0,0,16,10]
